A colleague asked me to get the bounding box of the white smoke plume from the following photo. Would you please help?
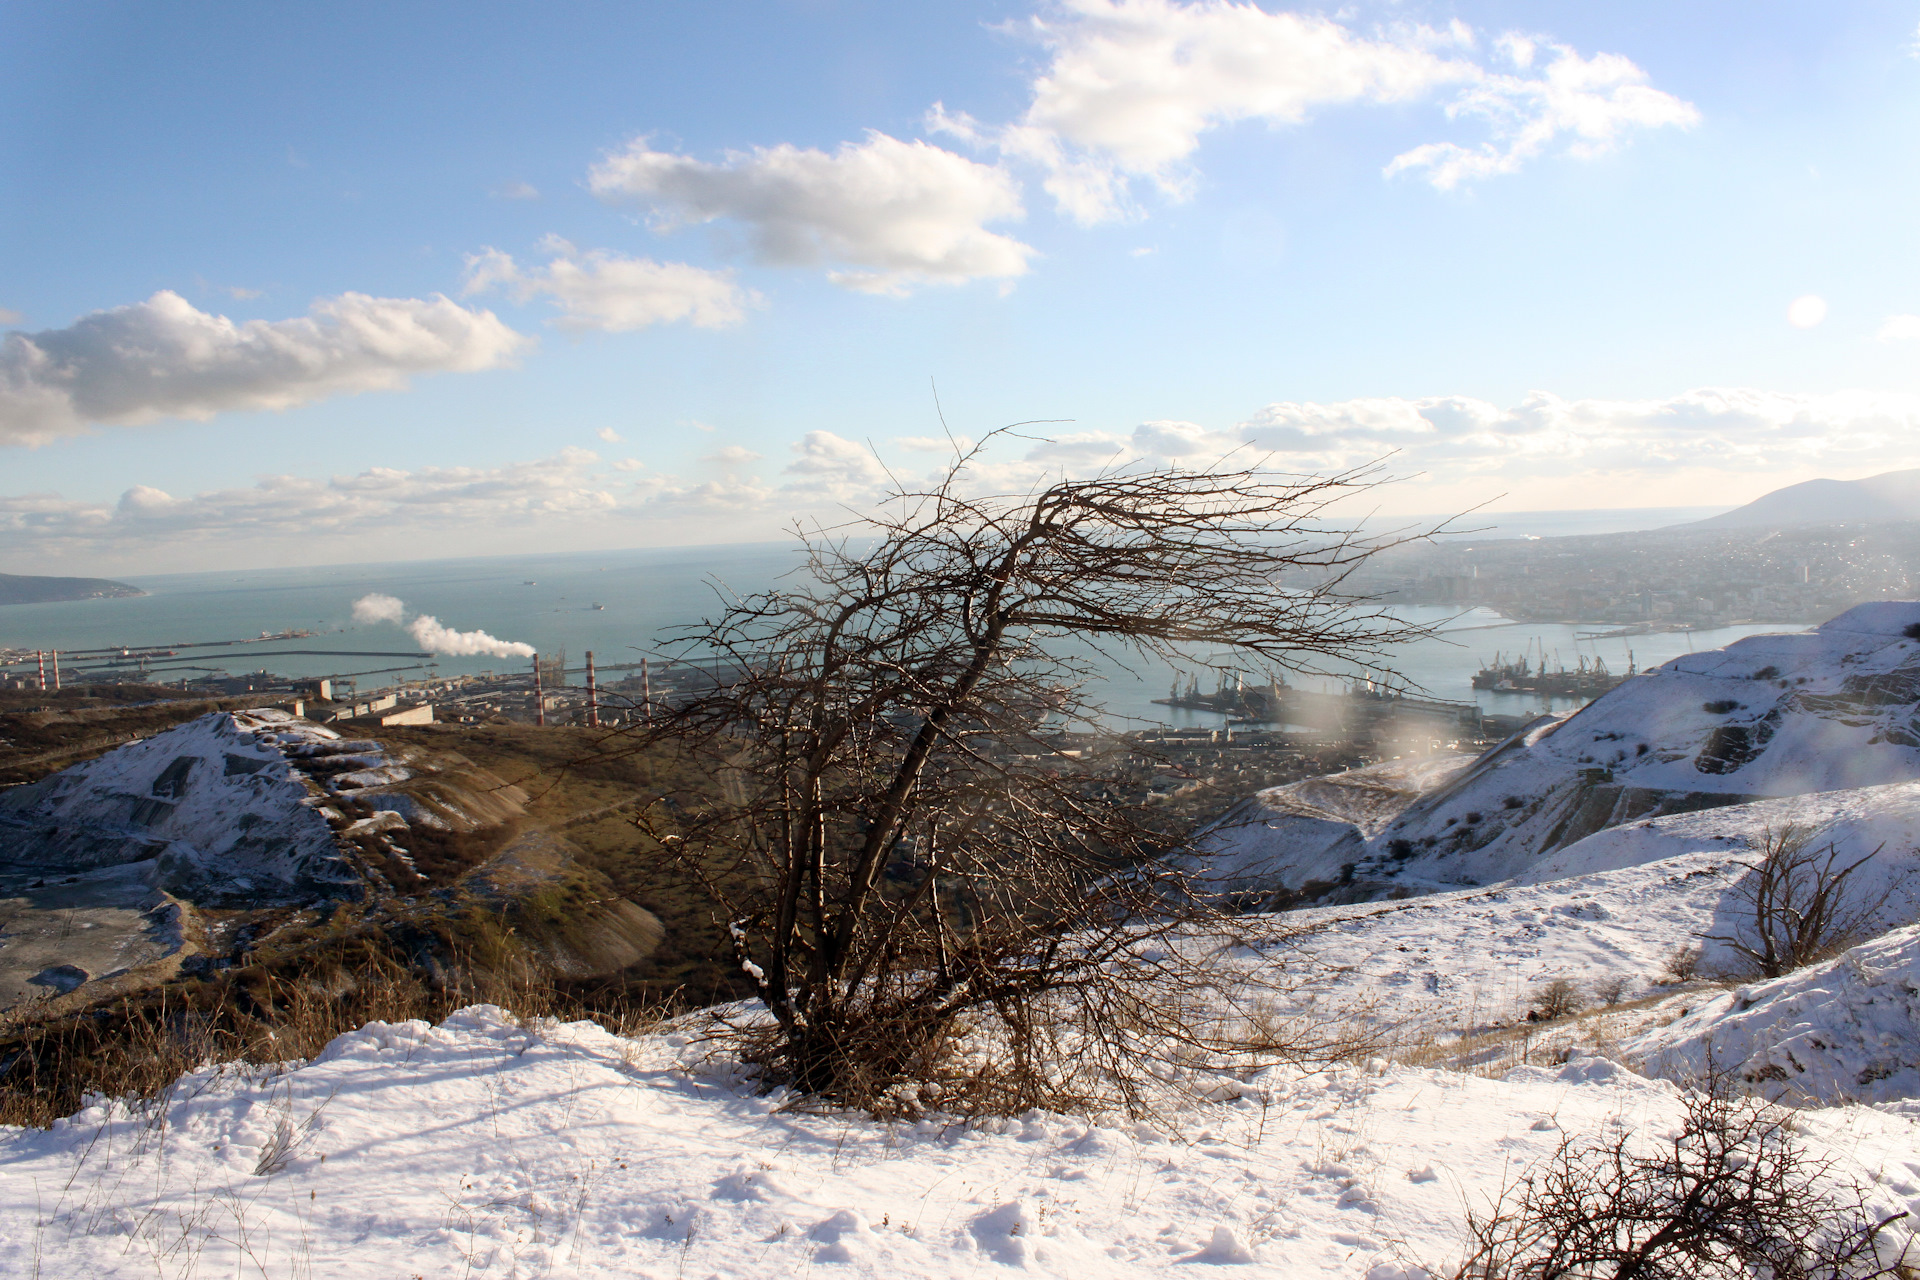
[351,591,536,658]
[351,593,406,625]
[405,614,536,659]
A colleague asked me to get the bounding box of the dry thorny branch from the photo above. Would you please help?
[592,438,1444,1115]
[1701,824,1892,979]
[1448,1084,1912,1279]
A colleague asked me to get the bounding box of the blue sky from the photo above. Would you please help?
[6,0,1920,573]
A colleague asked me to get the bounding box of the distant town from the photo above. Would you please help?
[1357,518,1920,630]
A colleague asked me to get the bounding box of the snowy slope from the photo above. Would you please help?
[0,710,539,1010]
[1199,603,1920,902]
[1237,778,1920,1040]
[0,711,360,903]
[1185,754,1476,901]
[3,1005,1915,1279]
[1631,922,1920,1105]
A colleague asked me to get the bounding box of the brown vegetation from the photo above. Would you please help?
[595,442,1432,1116]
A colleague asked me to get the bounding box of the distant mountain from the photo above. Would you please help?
[0,572,143,605]
[1680,467,1920,530]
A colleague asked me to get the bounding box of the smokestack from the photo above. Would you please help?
[50,651,60,693]
[532,652,546,727]
[35,650,45,692]
[641,656,652,726]
[585,650,599,728]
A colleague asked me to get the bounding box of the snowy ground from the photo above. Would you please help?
[3,1005,1917,1280]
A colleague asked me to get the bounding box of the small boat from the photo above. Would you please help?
[591,602,605,611]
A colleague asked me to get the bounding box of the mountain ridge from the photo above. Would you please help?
[1679,467,1920,530]
[0,571,143,605]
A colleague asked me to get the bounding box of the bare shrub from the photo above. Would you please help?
[608,438,1434,1116]
[1702,825,1890,979]
[1531,978,1583,1021]
[1659,944,1702,984]
[1592,974,1631,1006]
[1448,1087,1912,1278]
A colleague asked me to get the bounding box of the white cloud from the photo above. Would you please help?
[1385,37,1699,189]
[495,181,540,200]
[977,0,1472,221]
[406,614,536,658]
[589,131,1033,294]
[1787,295,1829,330]
[1879,314,1920,341]
[597,427,624,442]
[0,307,21,326]
[956,0,1695,221]
[1233,388,1920,481]
[351,592,406,625]
[893,434,976,453]
[704,444,763,465]
[0,290,526,446]
[782,430,891,497]
[224,286,263,301]
[463,238,752,331]
[0,436,896,569]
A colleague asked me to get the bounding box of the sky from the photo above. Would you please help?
[6,0,1920,574]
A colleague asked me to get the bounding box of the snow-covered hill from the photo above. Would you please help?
[2,1004,1914,1279]
[0,710,534,1009]
[1631,921,1920,1105]
[0,710,360,903]
[1197,602,1920,902]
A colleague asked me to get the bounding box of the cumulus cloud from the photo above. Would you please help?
[944,0,1695,221]
[596,427,624,443]
[894,434,976,453]
[351,592,406,625]
[1879,315,1920,341]
[589,131,1033,294]
[463,238,752,331]
[1384,36,1699,189]
[0,434,897,567]
[406,614,536,658]
[1232,388,1920,479]
[782,430,891,497]
[704,444,762,464]
[0,290,526,446]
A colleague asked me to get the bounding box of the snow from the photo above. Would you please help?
[1631,922,1920,1106]
[0,709,360,903]
[1197,605,1920,903]
[0,711,531,1009]
[3,1004,1914,1279]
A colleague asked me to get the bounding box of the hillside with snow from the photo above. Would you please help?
[8,613,1920,1275]
[1198,602,1920,903]
[0,710,659,1013]
[1,1004,1915,1280]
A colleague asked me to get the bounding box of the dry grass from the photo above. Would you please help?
[1371,990,1707,1080]
[0,946,666,1129]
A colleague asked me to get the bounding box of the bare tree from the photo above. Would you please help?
[1531,978,1583,1021]
[1701,825,1889,979]
[606,441,1434,1114]
[1449,1086,1910,1279]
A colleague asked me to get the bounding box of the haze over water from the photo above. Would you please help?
[4,505,1794,731]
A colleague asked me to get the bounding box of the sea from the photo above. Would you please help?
[2,505,1789,730]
